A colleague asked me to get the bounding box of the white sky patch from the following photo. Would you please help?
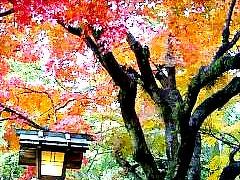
[75,50,94,65]
[111,101,120,110]
[108,1,118,11]
[31,30,51,67]
[184,4,206,17]
[184,8,190,17]
[75,50,98,74]
[229,69,240,77]
[126,14,165,45]
[126,15,150,43]
[147,1,156,8]
[234,102,240,113]
[72,79,90,92]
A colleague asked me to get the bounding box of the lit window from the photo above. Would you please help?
[41,151,65,176]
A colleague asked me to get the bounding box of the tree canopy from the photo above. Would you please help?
[1,0,240,179]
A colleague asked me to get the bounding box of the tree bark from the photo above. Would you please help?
[173,128,196,180]
[187,132,201,180]
[118,86,164,180]
[219,162,240,180]
[159,89,183,179]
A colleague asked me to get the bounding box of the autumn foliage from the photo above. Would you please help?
[1,0,240,179]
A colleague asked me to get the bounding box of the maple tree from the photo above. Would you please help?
[1,0,240,179]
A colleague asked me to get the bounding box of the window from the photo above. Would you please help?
[41,151,65,176]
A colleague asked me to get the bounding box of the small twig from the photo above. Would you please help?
[200,128,239,148]
[54,78,71,91]
[228,31,240,47]
[54,99,76,112]
[0,117,15,122]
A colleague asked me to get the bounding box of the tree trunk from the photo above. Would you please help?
[164,121,179,179]
[118,87,164,180]
[173,128,196,180]
[187,132,201,180]
[159,89,184,179]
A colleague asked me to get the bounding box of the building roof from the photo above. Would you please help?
[16,129,93,150]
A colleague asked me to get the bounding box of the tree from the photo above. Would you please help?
[1,0,240,179]
[0,152,24,179]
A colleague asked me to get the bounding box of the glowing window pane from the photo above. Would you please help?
[41,151,64,176]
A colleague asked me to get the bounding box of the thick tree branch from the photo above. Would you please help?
[126,33,161,94]
[100,52,133,90]
[178,75,240,179]
[165,66,176,89]
[214,0,240,59]
[219,161,240,180]
[220,147,240,180]
[215,31,240,59]
[155,65,168,88]
[185,0,239,115]
[222,0,236,44]
[127,33,183,178]
[229,31,240,48]
[85,32,131,89]
[184,53,240,116]
[190,77,240,132]
[174,129,196,180]
[57,20,82,36]
[118,84,164,179]
[162,34,177,89]
[0,8,14,17]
